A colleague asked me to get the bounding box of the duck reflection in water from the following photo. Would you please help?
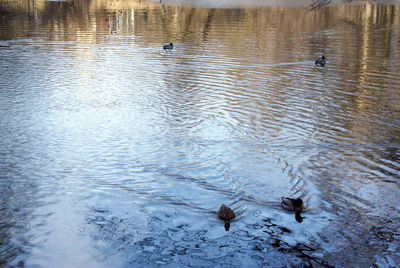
[218,204,235,231]
[295,211,304,223]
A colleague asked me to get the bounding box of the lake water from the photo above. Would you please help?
[1,0,399,267]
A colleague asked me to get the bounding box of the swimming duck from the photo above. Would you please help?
[315,56,326,67]
[218,204,235,231]
[281,197,305,212]
[163,43,174,50]
[218,204,235,221]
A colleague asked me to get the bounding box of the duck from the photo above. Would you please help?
[218,204,235,231]
[281,197,305,212]
[218,204,235,221]
[163,43,174,50]
[315,56,326,67]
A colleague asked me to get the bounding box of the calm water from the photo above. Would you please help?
[1,0,400,267]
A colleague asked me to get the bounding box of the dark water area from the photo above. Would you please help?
[0,0,400,266]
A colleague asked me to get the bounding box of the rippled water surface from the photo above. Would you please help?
[1,0,400,267]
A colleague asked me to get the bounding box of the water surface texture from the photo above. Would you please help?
[1,0,400,267]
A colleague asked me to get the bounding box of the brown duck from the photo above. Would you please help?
[218,204,235,231]
[281,197,305,212]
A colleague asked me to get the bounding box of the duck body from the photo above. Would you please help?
[281,197,304,212]
[218,204,235,222]
[163,43,174,50]
[315,56,326,67]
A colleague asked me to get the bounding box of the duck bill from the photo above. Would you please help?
[301,204,305,209]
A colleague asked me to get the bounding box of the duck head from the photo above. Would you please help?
[294,198,305,210]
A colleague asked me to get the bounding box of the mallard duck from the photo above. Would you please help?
[163,43,174,50]
[281,197,305,212]
[315,56,326,67]
[218,204,235,231]
[218,204,235,221]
